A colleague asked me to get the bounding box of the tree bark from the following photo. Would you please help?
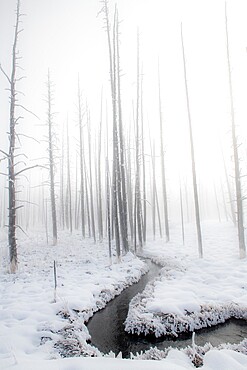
[47,70,58,246]
[158,64,170,242]
[87,110,96,243]
[66,121,72,233]
[116,16,129,253]
[181,23,203,258]
[78,79,85,237]
[225,3,246,258]
[135,30,143,250]
[6,0,22,273]
[97,91,103,242]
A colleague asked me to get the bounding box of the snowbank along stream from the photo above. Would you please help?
[87,259,247,358]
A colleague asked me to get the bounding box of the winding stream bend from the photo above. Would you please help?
[87,259,247,358]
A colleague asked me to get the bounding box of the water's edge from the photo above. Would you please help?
[87,259,247,358]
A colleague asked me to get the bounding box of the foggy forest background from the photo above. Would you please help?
[1,0,247,273]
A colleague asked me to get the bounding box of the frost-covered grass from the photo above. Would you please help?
[1,222,247,369]
[125,221,247,339]
[0,229,147,367]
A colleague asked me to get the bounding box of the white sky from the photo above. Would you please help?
[1,0,247,221]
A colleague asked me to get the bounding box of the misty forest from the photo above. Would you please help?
[1,1,247,369]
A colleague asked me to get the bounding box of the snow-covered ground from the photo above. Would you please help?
[1,222,247,369]
[126,222,247,338]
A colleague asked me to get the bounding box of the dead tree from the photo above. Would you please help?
[0,0,22,272]
[150,138,162,240]
[140,68,146,244]
[105,104,113,261]
[225,3,246,258]
[46,70,58,246]
[135,30,143,250]
[102,0,121,259]
[74,152,79,230]
[181,23,203,258]
[116,16,129,253]
[66,120,72,233]
[77,79,85,238]
[87,110,96,243]
[97,91,103,242]
[106,157,112,264]
[112,10,121,259]
[158,64,170,242]
[126,129,134,244]
[84,156,91,237]
[60,123,65,229]
[1,1,40,268]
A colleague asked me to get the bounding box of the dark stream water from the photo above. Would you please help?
[87,259,247,358]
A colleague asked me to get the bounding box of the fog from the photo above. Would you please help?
[1,0,247,234]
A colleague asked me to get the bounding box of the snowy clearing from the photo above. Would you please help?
[1,222,247,369]
[126,222,247,338]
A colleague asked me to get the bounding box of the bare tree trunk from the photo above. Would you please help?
[87,110,96,243]
[116,17,129,253]
[66,121,72,233]
[97,91,103,242]
[46,70,58,246]
[112,12,121,260]
[84,159,91,237]
[135,30,143,249]
[126,129,134,244]
[225,3,246,259]
[78,79,85,237]
[1,0,22,273]
[60,123,65,229]
[74,152,78,230]
[181,24,203,258]
[106,157,112,264]
[155,180,163,239]
[103,1,121,259]
[158,64,170,242]
[150,140,162,240]
[140,69,146,244]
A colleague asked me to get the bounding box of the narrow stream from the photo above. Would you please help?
[87,259,247,358]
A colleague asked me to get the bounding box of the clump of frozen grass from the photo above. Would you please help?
[133,346,170,360]
[53,305,101,358]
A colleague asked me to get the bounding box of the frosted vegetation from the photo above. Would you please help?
[126,223,247,338]
[1,222,247,369]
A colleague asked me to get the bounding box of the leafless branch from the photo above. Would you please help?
[15,164,47,177]
[17,133,40,144]
[16,199,38,206]
[15,104,40,119]
[0,149,9,158]
[14,205,24,211]
[0,64,11,84]
[15,225,28,236]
